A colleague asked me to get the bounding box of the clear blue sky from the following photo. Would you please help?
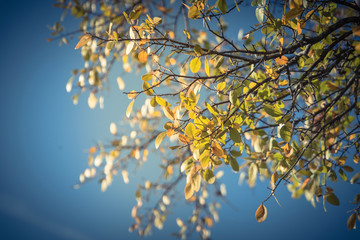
[0,1,359,240]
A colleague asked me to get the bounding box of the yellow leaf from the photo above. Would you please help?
[126,99,135,118]
[128,90,137,99]
[155,132,166,149]
[184,182,194,199]
[188,5,200,19]
[275,55,289,65]
[205,57,210,76]
[279,80,288,86]
[190,57,201,73]
[283,7,303,22]
[255,204,267,223]
[163,106,175,120]
[138,50,148,63]
[75,34,91,50]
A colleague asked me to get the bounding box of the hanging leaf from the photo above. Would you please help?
[255,7,264,23]
[218,0,227,14]
[188,5,200,19]
[229,157,239,172]
[203,168,215,184]
[263,104,283,117]
[141,73,153,81]
[128,90,137,99]
[326,193,340,206]
[229,128,241,143]
[142,81,153,96]
[347,213,357,230]
[205,57,210,76]
[155,132,167,149]
[125,41,135,55]
[126,99,135,118]
[179,134,190,144]
[184,182,194,199]
[255,204,267,223]
[75,34,91,49]
[138,50,148,63]
[212,141,224,157]
[190,57,201,73]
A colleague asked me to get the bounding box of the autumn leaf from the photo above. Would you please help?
[255,204,267,223]
[178,134,190,144]
[75,34,91,50]
[347,213,357,230]
[138,50,148,63]
[190,57,201,73]
[275,55,289,65]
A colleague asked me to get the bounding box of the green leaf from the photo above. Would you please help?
[203,168,215,184]
[229,128,241,143]
[185,123,196,139]
[200,151,210,168]
[143,81,153,96]
[229,157,239,172]
[218,0,227,14]
[194,44,203,56]
[141,73,153,81]
[190,57,201,73]
[126,99,135,118]
[155,132,166,149]
[326,193,340,206]
[263,104,283,117]
[188,5,200,19]
[339,169,347,182]
[214,56,224,68]
[280,125,291,143]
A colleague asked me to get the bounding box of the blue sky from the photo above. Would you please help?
[0,1,359,240]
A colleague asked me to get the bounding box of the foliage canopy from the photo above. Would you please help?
[50,0,360,238]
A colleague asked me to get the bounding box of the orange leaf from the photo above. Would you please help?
[212,141,224,157]
[89,146,97,155]
[275,55,289,65]
[128,90,137,99]
[138,50,148,63]
[75,34,92,50]
[178,134,190,144]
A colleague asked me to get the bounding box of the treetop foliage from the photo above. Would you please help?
[49,0,360,238]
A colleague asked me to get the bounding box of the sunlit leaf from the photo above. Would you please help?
[126,99,135,118]
[218,0,227,14]
[155,132,166,149]
[255,204,267,223]
[184,182,194,199]
[190,57,201,73]
[138,50,148,63]
[203,168,215,184]
[275,55,289,65]
[75,34,91,49]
